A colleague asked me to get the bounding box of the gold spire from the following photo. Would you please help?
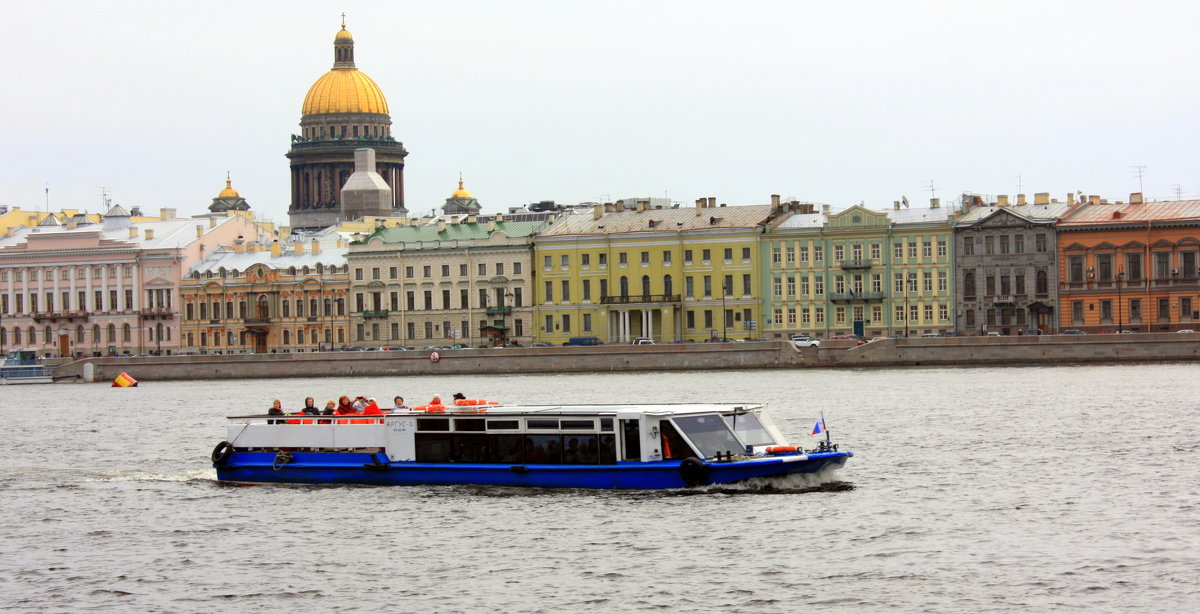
[451,173,473,199]
[336,14,353,40]
[218,172,240,198]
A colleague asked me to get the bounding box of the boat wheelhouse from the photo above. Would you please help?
[211,403,851,489]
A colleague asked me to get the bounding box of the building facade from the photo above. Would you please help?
[763,201,953,339]
[0,206,269,356]
[952,193,1072,334]
[287,24,408,231]
[179,237,350,354]
[346,216,544,347]
[1056,194,1200,332]
[534,199,778,344]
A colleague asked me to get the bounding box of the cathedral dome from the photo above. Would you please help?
[450,176,473,199]
[301,24,389,116]
[302,70,389,115]
[218,175,239,198]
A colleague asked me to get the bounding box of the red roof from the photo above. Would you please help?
[1059,200,1200,225]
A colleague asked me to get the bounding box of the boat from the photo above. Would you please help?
[210,402,852,489]
[0,350,53,385]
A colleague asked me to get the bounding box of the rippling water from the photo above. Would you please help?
[3,364,1199,613]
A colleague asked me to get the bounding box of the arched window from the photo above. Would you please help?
[92,324,100,344]
[44,326,52,343]
[122,323,131,342]
[619,276,629,298]
[964,271,976,299]
[324,298,332,316]
[316,263,324,274]
[288,266,296,276]
[107,324,116,342]
[200,332,207,346]
[297,329,305,345]
[0,328,6,347]
[663,274,673,297]
[13,327,21,345]
[282,300,290,317]
[1036,270,1049,295]
[257,295,269,319]
[283,329,291,345]
[302,266,309,275]
[28,326,36,344]
[75,325,84,342]
[641,275,652,297]
[228,330,235,345]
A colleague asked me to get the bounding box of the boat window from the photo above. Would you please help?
[417,418,450,431]
[487,420,520,430]
[453,434,489,462]
[455,418,486,432]
[659,420,693,460]
[598,434,617,464]
[673,415,743,458]
[489,434,524,463]
[415,433,452,461]
[562,435,597,464]
[600,418,614,432]
[525,435,562,463]
[527,419,559,430]
[722,412,775,446]
[621,419,641,461]
[561,419,594,430]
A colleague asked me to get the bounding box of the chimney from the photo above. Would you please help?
[636,200,648,212]
[311,239,321,255]
[270,240,282,257]
[1130,192,1144,204]
[1016,194,1027,206]
[437,219,446,232]
[893,200,901,210]
[997,195,1009,207]
[128,227,138,239]
[159,208,176,220]
[466,215,477,224]
[822,204,831,214]
[771,194,781,208]
[486,219,495,232]
[209,217,217,228]
[707,197,716,208]
[930,198,940,208]
[1034,192,1050,205]
[495,213,505,223]
[66,219,77,230]
[144,229,154,240]
[695,199,704,216]
[196,225,204,238]
[294,241,305,256]
[593,204,603,220]
[1089,194,1100,205]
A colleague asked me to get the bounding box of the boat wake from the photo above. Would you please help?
[85,468,218,484]
[678,468,854,496]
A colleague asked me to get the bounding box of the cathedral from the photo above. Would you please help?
[287,23,408,231]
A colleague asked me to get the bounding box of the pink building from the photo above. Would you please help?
[0,206,272,357]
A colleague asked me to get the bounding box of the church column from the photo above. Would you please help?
[645,309,654,341]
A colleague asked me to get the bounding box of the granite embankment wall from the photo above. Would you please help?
[50,334,1200,382]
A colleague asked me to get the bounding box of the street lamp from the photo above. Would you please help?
[1116,270,1124,333]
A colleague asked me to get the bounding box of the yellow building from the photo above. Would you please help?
[534,199,782,344]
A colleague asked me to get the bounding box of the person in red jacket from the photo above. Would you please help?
[362,398,383,415]
[335,395,357,415]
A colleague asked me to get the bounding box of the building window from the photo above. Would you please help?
[1035,234,1047,253]
[963,237,975,256]
[984,236,994,255]
[1072,301,1084,324]
[999,236,1009,255]
[1013,235,1024,254]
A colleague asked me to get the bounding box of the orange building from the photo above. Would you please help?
[1057,194,1200,332]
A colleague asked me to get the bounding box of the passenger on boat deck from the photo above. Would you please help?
[429,394,443,407]
[268,399,285,424]
[391,396,408,411]
[335,395,357,415]
[300,397,320,416]
[322,400,336,415]
[452,393,466,402]
[352,396,367,411]
[363,398,384,415]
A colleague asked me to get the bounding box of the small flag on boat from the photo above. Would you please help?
[112,372,138,387]
[811,417,825,435]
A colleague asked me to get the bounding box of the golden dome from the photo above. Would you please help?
[302,69,389,115]
[335,26,353,40]
[218,174,239,198]
[451,175,473,199]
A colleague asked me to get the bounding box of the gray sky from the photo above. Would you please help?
[5,0,1198,225]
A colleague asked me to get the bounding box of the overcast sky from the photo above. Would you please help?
[5,1,1198,225]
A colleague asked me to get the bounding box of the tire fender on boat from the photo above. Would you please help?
[679,457,710,487]
[211,441,234,465]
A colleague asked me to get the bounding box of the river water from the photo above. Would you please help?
[2,364,1198,613]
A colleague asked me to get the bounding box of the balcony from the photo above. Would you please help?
[485,305,513,315]
[993,295,1015,304]
[829,292,885,302]
[362,310,389,318]
[242,317,271,325]
[31,311,91,322]
[600,294,682,305]
[139,307,174,319]
[839,259,873,270]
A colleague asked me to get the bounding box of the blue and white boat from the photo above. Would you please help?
[210,403,852,489]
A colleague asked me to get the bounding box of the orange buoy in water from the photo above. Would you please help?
[112,372,138,388]
[765,445,798,454]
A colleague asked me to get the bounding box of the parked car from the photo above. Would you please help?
[530,342,551,347]
[921,333,939,338]
[671,339,696,344]
[1177,329,1196,334]
[830,334,865,346]
[564,336,603,346]
[939,331,963,337]
[1060,329,1087,335]
[632,337,655,345]
[984,332,1003,337]
[792,337,821,348]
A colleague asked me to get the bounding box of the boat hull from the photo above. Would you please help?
[214,451,852,489]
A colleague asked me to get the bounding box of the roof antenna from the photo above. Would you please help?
[1131,165,1147,194]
